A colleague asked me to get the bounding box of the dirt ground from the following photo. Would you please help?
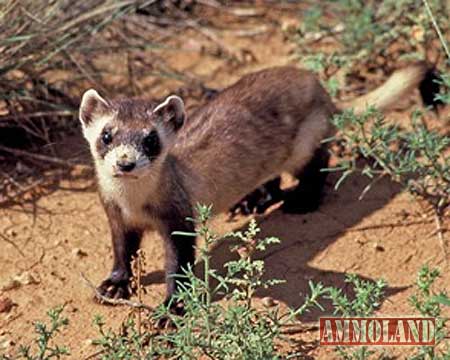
[1,4,449,359]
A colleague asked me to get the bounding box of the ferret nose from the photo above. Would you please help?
[117,161,136,172]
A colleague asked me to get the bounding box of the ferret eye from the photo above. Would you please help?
[101,130,112,145]
[142,130,161,158]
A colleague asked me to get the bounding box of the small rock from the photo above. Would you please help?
[373,243,385,252]
[5,313,19,322]
[0,337,14,350]
[281,18,299,34]
[0,298,15,313]
[0,279,21,291]
[72,248,88,257]
[14,271,40,285]
[5,229,17,237]
[262,296,277,308]
[84,339,94,347]
[400,209,410,219]
[66,303,78,313]
[1,271,40,291]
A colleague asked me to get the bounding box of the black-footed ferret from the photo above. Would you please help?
[79,65,426,304]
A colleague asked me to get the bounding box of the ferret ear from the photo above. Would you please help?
[79,89,110,128]
[153,95,186,131]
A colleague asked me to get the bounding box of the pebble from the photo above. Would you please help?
[0,271,40,291]
[15,271,40,285]
[0,337,14,350]
[0,279,21,291]
[373,243,385,252]
[5,229,17,237]
[0,298,15,313]
[84,339,94,347]
[281,19,299,34]
[261,296,277,308]
[72,248,88,257]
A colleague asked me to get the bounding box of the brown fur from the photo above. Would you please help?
[80,65,427,303]
[173,67,337,212]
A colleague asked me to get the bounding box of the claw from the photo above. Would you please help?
[96,277,131,301]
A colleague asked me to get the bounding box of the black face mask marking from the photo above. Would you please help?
[142,130,161,159]
[102,128,113,145]
[96,126,115,160]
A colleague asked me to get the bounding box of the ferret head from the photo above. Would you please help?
[79,89,185,180]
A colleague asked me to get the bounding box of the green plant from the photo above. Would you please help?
[326,102,450,248]
[1,306,70,360]
[435,74,450,105]
[327,274,387,318]
[294,0,449,99]
[295,0,450,267]
[408,265,450,359]
[92,314,156,359]
[321,0,450,241]
[91,204,328,359]
[325,274,387,360]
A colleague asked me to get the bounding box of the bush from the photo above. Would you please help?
[326,104,450,217]
[91,204,328,359]
[295,0,450,243]
[409,266,450,359]
[0,1,138,146]
[293,0,449,97]
[1,306,69,360]
[324,70,450,247]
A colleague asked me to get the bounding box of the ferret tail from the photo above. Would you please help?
[338,62,429,115]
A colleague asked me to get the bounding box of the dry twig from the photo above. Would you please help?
[80,272,154,311]
[0,145,78,167]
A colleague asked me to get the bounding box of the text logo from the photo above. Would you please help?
[320,317,435,346]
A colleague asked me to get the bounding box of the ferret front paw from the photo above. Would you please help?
[230,178,283,216]
[96,277,131,300]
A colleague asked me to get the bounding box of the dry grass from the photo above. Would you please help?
[0,0,140,138]
[0,0,226,204]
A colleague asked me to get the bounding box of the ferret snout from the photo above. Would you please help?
[116,151,136,172]
[105,144,143,176]
[117,160,136,172]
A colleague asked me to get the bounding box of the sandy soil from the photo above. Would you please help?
[1,4,448,359]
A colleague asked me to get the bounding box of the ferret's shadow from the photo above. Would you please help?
[196,172,406,319]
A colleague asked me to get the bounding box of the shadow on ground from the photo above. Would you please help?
[192,171,407,319]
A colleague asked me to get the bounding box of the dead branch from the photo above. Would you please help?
[0,110,75,122]
[83,350,106,360]
[80,272,154,311]
[0,145,78,167]
[0,178,46,206]
[281,323,319,335]
[434,212,448,263]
